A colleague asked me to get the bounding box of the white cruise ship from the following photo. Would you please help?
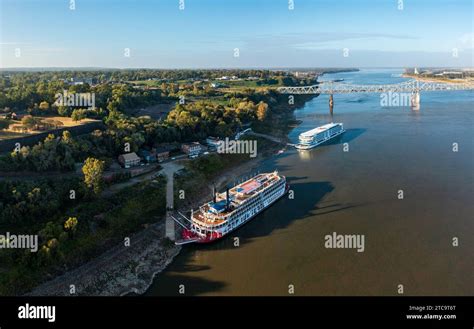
[295,122,345,150]
[180,171,288,244]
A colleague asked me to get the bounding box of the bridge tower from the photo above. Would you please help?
[411,80,420,110]
[411,91,420,110]
[329,94,334,115]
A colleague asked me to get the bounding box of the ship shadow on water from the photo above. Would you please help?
[321,128,366,146]
[200,178,336,251]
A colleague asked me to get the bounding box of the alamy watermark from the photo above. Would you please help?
[18,303,55,323]
[217,137,257,158]
[380,91,413,107]
[0,232,38,252]
[54,90,96,110]
[324,232,365,252]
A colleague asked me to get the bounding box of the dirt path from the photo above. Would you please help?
[162,161,184,240]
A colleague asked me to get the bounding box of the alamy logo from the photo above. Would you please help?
[380,91,413,107]
[0,232,38,252]
[324,232,365,252]
[217,137,257,158]
[54,90,95,109]
[18,303,56,323]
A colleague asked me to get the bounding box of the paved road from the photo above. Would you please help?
[161,162,184,241]
[247,131,287,144]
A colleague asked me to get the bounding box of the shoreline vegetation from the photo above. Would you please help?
[0,68,350,296]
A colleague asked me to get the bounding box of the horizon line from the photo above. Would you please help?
[1,66,473,71]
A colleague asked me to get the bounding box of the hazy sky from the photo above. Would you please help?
[1,0,473,68]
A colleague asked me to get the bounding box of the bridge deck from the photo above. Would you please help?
[277,80,474,94]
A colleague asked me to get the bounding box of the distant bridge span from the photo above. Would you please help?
[277,79,473,111]
[277,79,474,95]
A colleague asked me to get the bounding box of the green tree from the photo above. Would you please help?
[39,221,63,241]
[39,101,49,112]
[64,216,78,238]
[71,109,87,121]
[57,105,70,116]
[82,157,105,195]
[21,115,39,130]
[64,216,78,231]
[256,101,269,121]
[61,130,73,144]
[160,82,168,94]
[0,119,11,130]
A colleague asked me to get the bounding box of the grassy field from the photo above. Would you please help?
[0,116,101,141]
[216,80,280,93]
[128,80,162,87]
[218,80,260,88]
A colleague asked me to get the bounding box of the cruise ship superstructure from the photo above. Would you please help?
[179,171,288,244]
[295,122,345,150]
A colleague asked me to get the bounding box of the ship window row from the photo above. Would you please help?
[227,187,284,228]
[234,182,283,215]
[264,181,283,193]
[261,181,284,197]
[303,127,341,143]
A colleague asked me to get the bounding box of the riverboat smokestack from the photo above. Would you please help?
[213,186,216,203]
[226,187,230,209]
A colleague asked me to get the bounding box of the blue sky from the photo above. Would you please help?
[1,0,473,68]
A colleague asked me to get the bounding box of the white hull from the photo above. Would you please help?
[295,129,345,150]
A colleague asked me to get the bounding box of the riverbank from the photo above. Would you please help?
[402,73,474,86]
[27,220,181,296]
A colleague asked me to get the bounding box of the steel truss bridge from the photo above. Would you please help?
[277,79,474,95]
